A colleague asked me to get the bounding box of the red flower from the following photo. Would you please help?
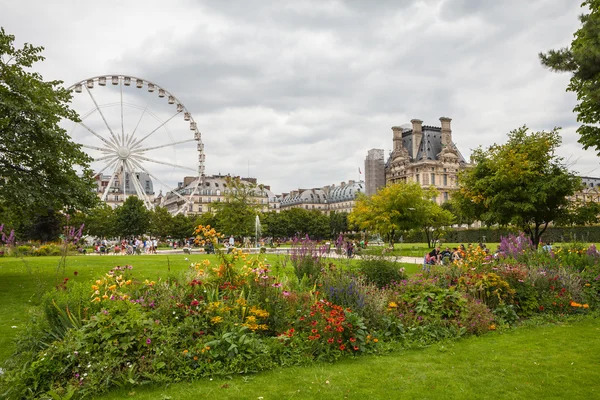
[327,338,334,344]
[349,337,356,342]
[311,329,318,334]
[353,346,359,351]
[339,344,346,351]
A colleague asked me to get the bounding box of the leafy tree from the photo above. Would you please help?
[540,0,600,154]
[113,197,150,238]
[28,208,63,242]
[0,28,98,224]
[442,197,476,227]
[170,214,196,243]
[73,203,116,238]
[349,182,430,246]
[455,126,581,247]
[423,202,455,248]
[211,177,262,237]
[329,211,349,238]
[149,206,173,240]
[554,201,600,226]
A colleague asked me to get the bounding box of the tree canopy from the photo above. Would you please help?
[349,182,451,247]
[540,0,600,154]
[209,177,262,237]
[113,197,150,238]
[454,126,581,247]
[0,28,97,225]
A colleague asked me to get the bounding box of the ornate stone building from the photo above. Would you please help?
[278,180,365,214]
[366,117,469,203]
[157,175,276,215]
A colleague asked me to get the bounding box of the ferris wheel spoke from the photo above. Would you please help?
[78,122,118,150]
[127,104,149,146]
[82,143,113,153]
[100,162,121,202]
[130,111,182,150]
[132,138,196,153]
[85,86,120,146]
[128,157,189,203]
[94,154,119,163]
[120,80,125,145]
[123,159,154,208]
[174,176,203,216]
[94,158,119,178]
[133,155,198,172]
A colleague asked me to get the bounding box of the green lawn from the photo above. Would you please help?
[93,316,600,400]
[2,254,600,399]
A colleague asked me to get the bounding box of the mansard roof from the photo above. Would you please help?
[387,124,467,166]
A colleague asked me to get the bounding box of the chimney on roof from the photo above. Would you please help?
[392,126,403,152]
[411,119,423,159]
[440,117,452,147]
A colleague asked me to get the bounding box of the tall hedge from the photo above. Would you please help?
[401,226,600,244]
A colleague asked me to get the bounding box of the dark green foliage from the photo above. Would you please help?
[454,126,581,247]
[262,208,330,239]
[0,28,98,228]
[113,197,150,238]
[540,1,600,155]
[358,255,408,288]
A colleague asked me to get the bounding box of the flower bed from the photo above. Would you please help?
[1,230,599,399]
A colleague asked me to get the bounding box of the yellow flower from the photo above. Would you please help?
[373,338,379,343]
[108,284,117,291]
[489,324,496,330]
[211,316,223,324]
[388,302,398,308]
[91,285,99,291]
[102,294,109,299]
[125,280,132,285]
[183,349,188,354]
[92,297,101,303]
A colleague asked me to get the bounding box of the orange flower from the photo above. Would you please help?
[583,304,589,309]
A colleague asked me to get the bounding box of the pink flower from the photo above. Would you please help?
[146,338,151,345]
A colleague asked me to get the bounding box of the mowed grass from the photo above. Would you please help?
[94,317,600,400]
[2,253,600,399]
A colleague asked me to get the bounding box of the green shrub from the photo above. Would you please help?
[358,255,408,288]
[462,299,495,335]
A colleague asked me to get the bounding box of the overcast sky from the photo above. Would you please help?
[3,0,598,194]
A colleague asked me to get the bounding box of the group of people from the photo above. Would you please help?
[425,244,469,265]
[425,242,492,265]
[94,238,159,255]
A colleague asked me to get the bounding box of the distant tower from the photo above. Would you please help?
[365,149,385,196]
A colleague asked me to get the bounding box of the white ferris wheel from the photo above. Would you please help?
[66,75,205,215]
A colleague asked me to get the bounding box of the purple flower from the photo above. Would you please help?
[146,338,151,345]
